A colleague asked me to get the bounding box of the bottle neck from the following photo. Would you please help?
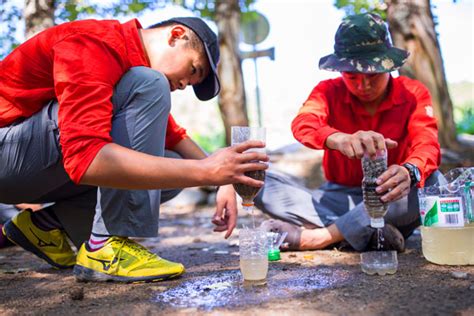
[370,217,385,228]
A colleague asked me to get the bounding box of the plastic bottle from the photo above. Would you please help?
[359,150,399,275]
[418,168,474,265]
[361,151,388,228]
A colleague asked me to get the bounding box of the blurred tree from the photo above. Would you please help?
[386,0,458,149]
[24,0,54,39]
[215,0,248,145]
[334,0,460,150]
[1,0,256,145]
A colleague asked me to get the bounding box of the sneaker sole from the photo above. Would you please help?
[3,219,74,270]
[73,264,183,284]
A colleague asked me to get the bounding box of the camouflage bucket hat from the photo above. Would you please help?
[319,13,409,73]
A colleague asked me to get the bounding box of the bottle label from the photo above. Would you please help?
[419,196,465,227]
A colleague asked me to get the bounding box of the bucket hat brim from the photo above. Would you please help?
[319,46,409,73]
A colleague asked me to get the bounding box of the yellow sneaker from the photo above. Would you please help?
[3,210,76,269]
[73,237,185,283]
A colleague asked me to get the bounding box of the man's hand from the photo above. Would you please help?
[212,185,238,238]
[375,164,411,203]
[202,140,269,187]
[326,131,398,159]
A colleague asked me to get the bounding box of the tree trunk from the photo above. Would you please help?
[24,0,55,39]
[386,0,459,149]
[215,0,249,145]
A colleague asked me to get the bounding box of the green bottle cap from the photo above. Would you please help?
[268,249,281,261]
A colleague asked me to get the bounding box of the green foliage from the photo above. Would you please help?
[128,0,147,13]
[450,82,474,135]
[334,0,387,19]
[241,10,260,25]
[192,131,226,154]
[56,0,163,23]
[62,2,97,21]
[454,101,474,135]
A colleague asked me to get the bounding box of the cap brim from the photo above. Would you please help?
[193,44,221,101]
[319,47,409,73]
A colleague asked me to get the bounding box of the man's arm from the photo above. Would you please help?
[172,137,207,160]
[402,81,441,187]
[376,82,440,201]
[80,141,268,190]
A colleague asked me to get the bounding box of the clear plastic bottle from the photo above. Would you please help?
[359,150,398,275]
[239,228,268,284]
[361,150,388,228]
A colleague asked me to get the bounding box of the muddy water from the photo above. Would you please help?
[154,267,352,311]
[233,170,266,203]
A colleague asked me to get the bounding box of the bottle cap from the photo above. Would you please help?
[370,217,385,228]
[268,249,281,261]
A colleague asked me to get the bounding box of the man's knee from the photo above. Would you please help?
[114,66,171,113]
[124,65,168,84]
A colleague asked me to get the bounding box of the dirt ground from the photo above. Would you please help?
[0,204,473,316]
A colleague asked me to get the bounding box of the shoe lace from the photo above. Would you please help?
[124,239,157,260]
[110,237,127,274]
[110,237,157,273]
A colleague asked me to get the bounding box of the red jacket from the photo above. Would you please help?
[0,19,188,184]
[292,76,440,187]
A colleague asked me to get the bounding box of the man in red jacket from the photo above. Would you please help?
[219,13,442,252]
[0,17,268,283]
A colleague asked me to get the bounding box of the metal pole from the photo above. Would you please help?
[253,44,262,127]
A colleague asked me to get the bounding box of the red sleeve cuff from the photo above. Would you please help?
[63,140,109,184]
[402,157,433,188]
[166,115,188,149]
[317,126,340,149]
[165,132,189,149]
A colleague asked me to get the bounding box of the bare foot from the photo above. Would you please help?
[261,220,344,251]
[299,224,344,250]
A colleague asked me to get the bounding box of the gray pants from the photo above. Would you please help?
[0,204,19,224]
[254,169,443,251]
[0,67,181,247]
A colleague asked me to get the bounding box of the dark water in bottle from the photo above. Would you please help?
[233,170,266,203]
[362,180,387,217]
[362,155,388,219]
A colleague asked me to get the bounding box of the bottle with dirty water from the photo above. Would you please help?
[360,150,398,275]
[231,126,266,228]
[361,150,388,229]
[418,167,474,265]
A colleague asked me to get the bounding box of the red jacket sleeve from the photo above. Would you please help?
[402,81,441,187]
[53,34,125,183]
[291,81,340,150]
[165,114,188,149]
